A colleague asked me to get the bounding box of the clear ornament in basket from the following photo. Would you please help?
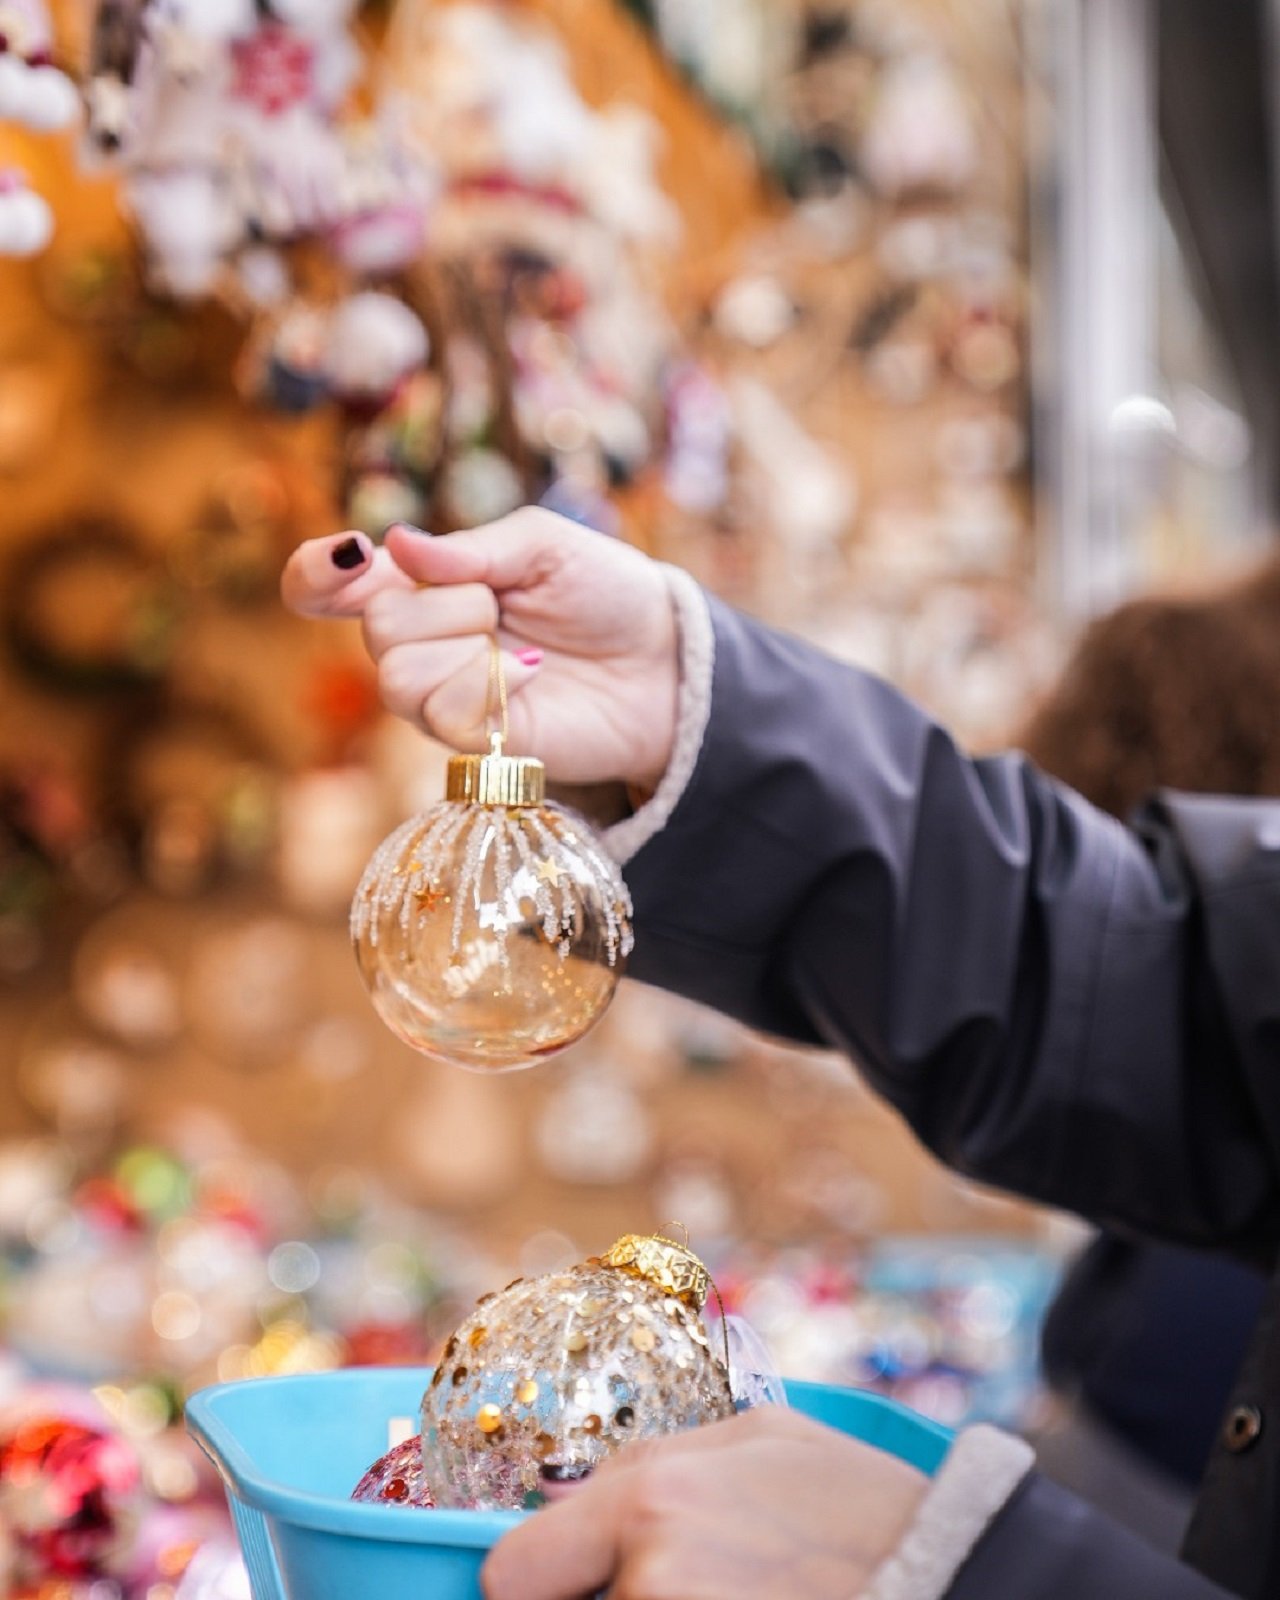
[420,1232,736,1511]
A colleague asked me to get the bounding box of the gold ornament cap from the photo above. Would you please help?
[601,1232,711,1310]
[447,733,546,807]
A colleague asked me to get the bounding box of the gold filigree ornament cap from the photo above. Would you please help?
[601,1231,712,1311]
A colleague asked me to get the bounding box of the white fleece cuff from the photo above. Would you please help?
[604,566,714,865]
[860,1425,1035,1600]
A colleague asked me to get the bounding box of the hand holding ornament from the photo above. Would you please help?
[284,511,680,1069]
[280,511,680,792]
[480,1404,927,1600]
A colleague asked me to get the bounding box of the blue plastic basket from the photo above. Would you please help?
[187,1368,954,1600]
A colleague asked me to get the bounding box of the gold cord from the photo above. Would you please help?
[486,636,510,752]
[651,1224,733,1399]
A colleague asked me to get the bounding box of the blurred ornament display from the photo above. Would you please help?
[352,704,632,1071]
[0,0,78,253]
[720,1238,1060,1430]
[0,1411,143,1587]
[0,6,1059,1538]
[419,1231,735,1510]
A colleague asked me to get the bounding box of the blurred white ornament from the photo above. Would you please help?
[0,1142,71,1240]
[393,1072,522,1209]
[323,291,429,403]
[269,0,360,33]
[0,0,51,59]
[443,448,523,526]
[0,170,52,256]
[731,377,856,554]
[236,244,292,308]
[23,1039,131,1139]
[714,275,796,349]
[277,767,384,914]
[0,54,79,130]
[126,169,241,298]
[861,55,978,198]
[23,64,80,129]
[151,0,257,41]
[187,917,308,1056]
[652,1158,735,1240]
[535,1074,654,1185]
[73,923,181,1048]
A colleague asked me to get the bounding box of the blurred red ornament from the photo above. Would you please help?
[0,1416,142,1581]
[342,1321,431,1368]
[197,1190,268,1243]
[302,659,381,759]
[230,24,314,118]
[73,1176,144,1235]
[352,1436,434,1508]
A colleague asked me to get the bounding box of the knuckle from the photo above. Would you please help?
[504,504,542,534]
[362,591,400,656]
[377,651,424,717]
[628,1458,684,1526]
[422,680,482,749]
[615,1548,686,1600]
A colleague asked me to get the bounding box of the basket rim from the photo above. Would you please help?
[186,1369,526,1547]
[185,1368,954,1543]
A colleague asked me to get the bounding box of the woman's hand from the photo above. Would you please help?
[280,510,680,789]
[480,1406,927,1600]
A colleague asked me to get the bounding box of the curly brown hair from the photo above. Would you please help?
[1020,554,1280,818]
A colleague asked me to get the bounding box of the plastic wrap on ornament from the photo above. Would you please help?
[718,1312,789,1411]
[420,1238,734,1511]
[351,1434,434,1508]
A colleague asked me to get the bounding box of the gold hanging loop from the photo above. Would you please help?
[445,635,545,806]
[602,1228,734,1401]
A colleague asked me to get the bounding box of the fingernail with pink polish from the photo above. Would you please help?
[515,648,544,669]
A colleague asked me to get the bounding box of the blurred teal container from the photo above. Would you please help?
[187,1367,954,1600]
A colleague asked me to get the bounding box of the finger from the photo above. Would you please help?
[587,1414,755,1485]
[281,534,416,618]
[385,510,569,594]
[379,640,542,740]
[482,1421,751,1600]
[482,1464,641,1600]
[362,582,500,662]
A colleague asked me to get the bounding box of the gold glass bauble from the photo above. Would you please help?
[351,737,633,1072]
[421,1237,734,1510]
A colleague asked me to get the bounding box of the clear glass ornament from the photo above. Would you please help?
[351,646,633,1072]
[420,1234,735,1510]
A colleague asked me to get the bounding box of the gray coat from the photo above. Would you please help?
[624,596,1280,1598]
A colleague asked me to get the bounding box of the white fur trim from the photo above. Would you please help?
[604,566,714,865]
[860,1426,1034,1600]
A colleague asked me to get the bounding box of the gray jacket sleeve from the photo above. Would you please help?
[947,1477,1237,1598]
[624,594,1280,1249]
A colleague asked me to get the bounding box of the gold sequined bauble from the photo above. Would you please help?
[420,1242,734,1510]
[351,736,633,1072]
